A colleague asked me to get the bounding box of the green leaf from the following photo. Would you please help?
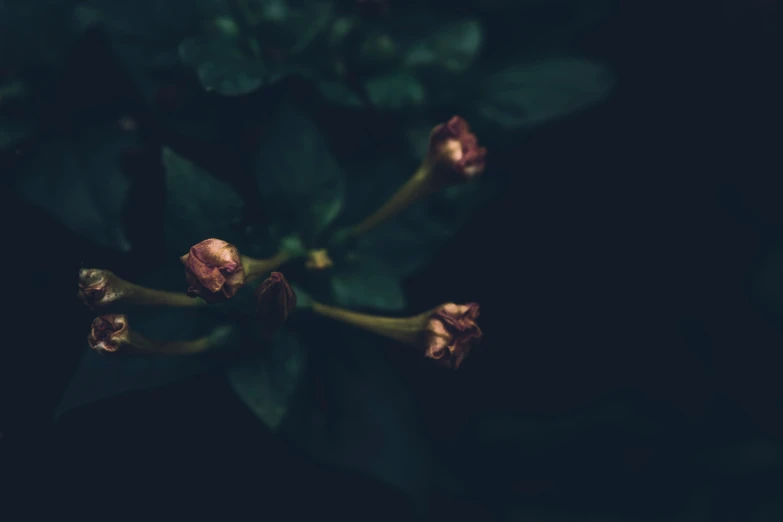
[232,0,335,54]
[163,147,245,255]
[14,124,135,251]
[365,72,426,111]
[316,80,364,108]
[179,36,265,96]
[331,256,406,311]
[281,327,432,497]
[225,328,308,430]
[255,100,345,238]
[403,19,484,74]
[475,57,614,130]
[89,0,221,101]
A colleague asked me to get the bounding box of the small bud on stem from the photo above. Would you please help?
[346,116,486,237]
[311,301,482,369]
[88,314,230,355]
[78,269,203,309]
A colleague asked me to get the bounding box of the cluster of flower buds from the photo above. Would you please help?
[77,115,485,368]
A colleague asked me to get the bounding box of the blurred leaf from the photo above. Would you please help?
[331,263,405,312]
[331,256,406,311]
[14,124,136,251]
[403,19,483,73]
[179,36,266,96]
[475,57,614,130]
[282,327,432,497]
[0,0,86,67]
[316,80,364,108]
[88,0,222,100]
[225,328,307,430]
[255,100,345,238]
[163,147,245,255]
[365,72,426,110]
[232,0,334,55]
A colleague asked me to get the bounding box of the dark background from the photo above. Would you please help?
[1,2,781,520]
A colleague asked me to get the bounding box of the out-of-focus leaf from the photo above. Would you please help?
[316,80,364,108]
[0,0,86,67]
[232,0,334,55]
[403,19,483,73]
[255,100,344,238]
[179,37,266,96]
[331,256,406,311]
[14,124,136,251]
[225,328,307,430]
[365,72,426,110]
[162,147,245,255]
[282,327,432,497]
[88,0,222,100]
[475,57,614,130]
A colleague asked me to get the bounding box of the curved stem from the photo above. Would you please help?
[348,163,436,237]
[312,301,428,348]
[242,250,292,283]
[127,330,213,355]
[121,280,205,307]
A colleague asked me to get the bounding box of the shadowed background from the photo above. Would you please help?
[1,1,781,520]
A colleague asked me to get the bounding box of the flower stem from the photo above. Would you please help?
[348,163,437,237]
[312,301,428,348]
[242,250,292,283]
[121,280,205,307]
[127,330,213,355]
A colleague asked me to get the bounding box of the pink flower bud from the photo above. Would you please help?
[425,303,483,369]
[88,314,130,353]
[180,239,246,303]
[428,116,487,179]
[311,301,483,370]
[254,272,297,338]
[78,269,119,309]
[305,249,334,271]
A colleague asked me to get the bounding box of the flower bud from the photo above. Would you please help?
[78,269,120,309]
[305,249,334,271]
[254,272,296,338]
[310,301,482,369]
[181,239,245,303]
[88,314,130,353]
[343,116,485,238]
[427,116,486,179]
[87,314,233,355]
[424,303,482,369]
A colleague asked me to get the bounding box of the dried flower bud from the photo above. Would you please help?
[425,303,482,369]
[181,239,246,303]
[78,269,120,309]
[305,249,334,271]
[311,301,482,369]
[254,272,296,338]
[428,116,486,179]
[88,314,130,353]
